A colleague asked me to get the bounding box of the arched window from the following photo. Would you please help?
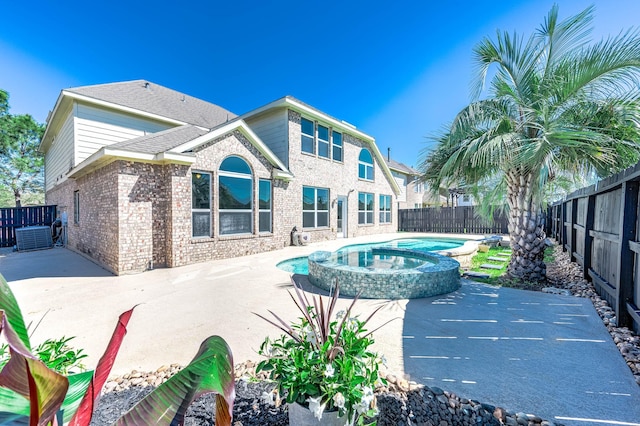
[219,156,252,235]
[358,149,374,180]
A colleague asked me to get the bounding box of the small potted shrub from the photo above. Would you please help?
[255,280,388,425]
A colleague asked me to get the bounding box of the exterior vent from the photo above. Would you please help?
[15,226,53,251]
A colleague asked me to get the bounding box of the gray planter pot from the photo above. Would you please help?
[288,402,345,425]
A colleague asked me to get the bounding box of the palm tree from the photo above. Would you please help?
[420,5,640,282]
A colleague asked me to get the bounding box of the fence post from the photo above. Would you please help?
[561,201,567,252]
[583,194,596,280]
[617,181,638,328]
[570,198,578,262]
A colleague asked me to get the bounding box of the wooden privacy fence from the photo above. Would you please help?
[398,206,509,234]
[548,162,640,332]
[0,205,57,247]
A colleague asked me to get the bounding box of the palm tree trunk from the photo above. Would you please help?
[506,172,547,282]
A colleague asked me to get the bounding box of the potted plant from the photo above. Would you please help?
[255,280,389,425]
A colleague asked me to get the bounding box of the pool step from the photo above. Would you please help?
[463,271,491,279]
[480,263,504,270]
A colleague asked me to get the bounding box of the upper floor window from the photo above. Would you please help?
[303,186,329,228]
[259,179,272,233]
[301,118,315,154]
[192,172,211,237]
[358,149,374,180]
[358,192,374,225]
[219,156,252,235]
[317,124,329,158]
[301,117,342,161]
[379,194,392,223]
[332,131,343,162]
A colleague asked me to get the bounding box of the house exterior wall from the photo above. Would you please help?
[406,179,426,208]
[117,161,172,272]
[285,110,397,241]
[45,109,75,191]
[243,108,289,168]
[75,103,173,164]
[45,162,121,274]
[391,170,408,204]
[167,129,288,268]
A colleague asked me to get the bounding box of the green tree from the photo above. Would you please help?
[420,5,640,282]
[0,89,45,207]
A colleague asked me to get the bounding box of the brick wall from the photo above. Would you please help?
[284,110,397,241]
[173,130,286,266]
[46,163,120,274]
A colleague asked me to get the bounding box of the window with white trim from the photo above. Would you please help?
[192,172,211,237]
[219,156,252,235]
[259,179,272,233]
[379,194,392,223]
[358,192,374,224]
[301,117,315,154]
[317,124,329,158]
[332,131,343,162]
[358,149,374,180]
[300,117,343,161]
[302,186,329,228]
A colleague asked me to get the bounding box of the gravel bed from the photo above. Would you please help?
[89,243,640,425]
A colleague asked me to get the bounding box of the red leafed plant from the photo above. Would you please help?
[0,273,235,426]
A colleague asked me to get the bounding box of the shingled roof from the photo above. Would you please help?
[109,125,208,155]
[66,80,237,129]
[384,158,418,175]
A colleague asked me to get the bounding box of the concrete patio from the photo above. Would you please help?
[1,232,639,425]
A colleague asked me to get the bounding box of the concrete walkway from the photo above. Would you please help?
[1,233,639,425]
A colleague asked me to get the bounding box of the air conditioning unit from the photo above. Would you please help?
[298,232,311,245]
[15,226,53,251]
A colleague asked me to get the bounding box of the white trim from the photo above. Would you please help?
[240,96,374,141]
[67,146,197,179]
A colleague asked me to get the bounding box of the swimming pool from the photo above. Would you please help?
[276,237,465,275]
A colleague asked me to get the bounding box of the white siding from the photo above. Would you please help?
[74,103,173,164]
[392,171,407,202]
[45,112,75,191]
[244,109,289,167]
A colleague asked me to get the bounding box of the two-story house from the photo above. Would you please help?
[384,156,446,209]
[40,80,400,274]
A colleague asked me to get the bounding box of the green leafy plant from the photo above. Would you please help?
[255,280,389,425]
[0,273,235,425]
[0,336,87,375]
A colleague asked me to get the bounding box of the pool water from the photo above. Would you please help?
[277,238,463,275]
[334,251,431,270]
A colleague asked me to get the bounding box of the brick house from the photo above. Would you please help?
[41,80,400,274]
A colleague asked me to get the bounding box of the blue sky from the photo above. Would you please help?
[2,0,639,168]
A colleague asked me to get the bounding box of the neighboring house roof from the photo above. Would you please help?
[65,80,237,129]
[241,96,401,195]
[384,158,419,176]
